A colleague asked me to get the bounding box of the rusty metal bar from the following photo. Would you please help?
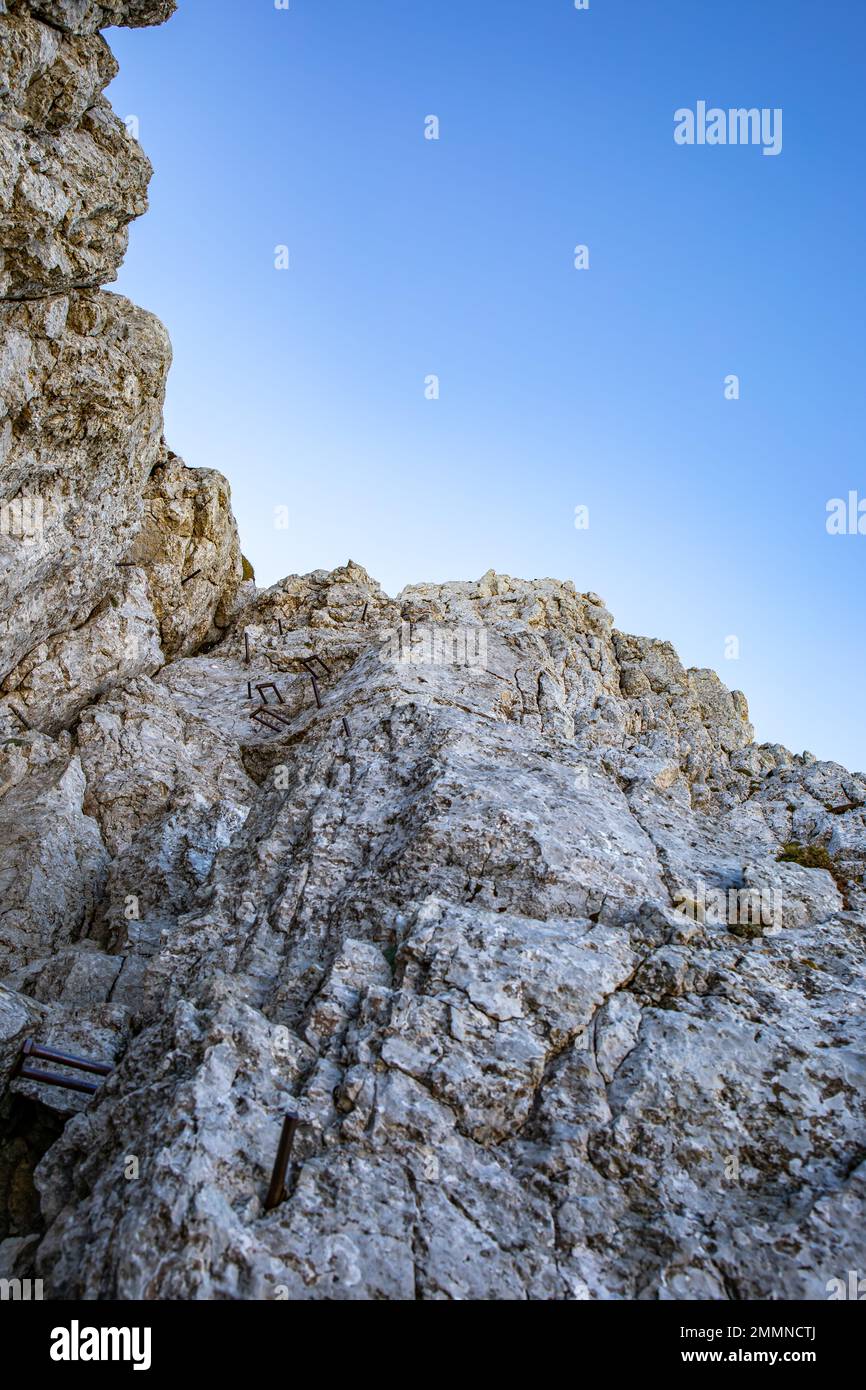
[251,706,294,729]
[250,708,288,732]
[250,709,281,730]
[244,633,251,665]
[309,675,323,710]
[16,1066,99,1096]
[301,656,331,680]
[18,1039,112,1077]
[342,718,351,739]
[181,569,201,585]
[10,1038,111,1097]
[256,682,284,705]
[247,680,253,700]
[278,620,284,636]
[361,602,368,622]
[264,1112,299,1211]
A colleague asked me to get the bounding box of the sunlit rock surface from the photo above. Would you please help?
[1,0,864,1303]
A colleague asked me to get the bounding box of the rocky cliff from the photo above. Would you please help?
[1,2,864,1301]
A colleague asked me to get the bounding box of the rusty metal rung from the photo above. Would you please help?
[256,682,284,705]
[11,1038,112,1097]
[17,1066,99,1096]
[251,707,293,732]
[301,656,331,679]
[250,710,283,732]
[20,1040,112,1076]
[264,1112,299,1211]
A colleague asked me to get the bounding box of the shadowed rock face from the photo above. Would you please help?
[1,5,865,1302]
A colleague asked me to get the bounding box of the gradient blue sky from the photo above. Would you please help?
[107,0,866,771]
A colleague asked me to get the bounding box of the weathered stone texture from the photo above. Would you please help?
[2,564,863,1301]
[1,1,864,1304]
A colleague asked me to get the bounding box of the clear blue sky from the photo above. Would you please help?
[107,0,866,772]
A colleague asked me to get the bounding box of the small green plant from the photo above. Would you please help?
[241,554,255,582]
[777,841,851,905]
[777,842,834,872]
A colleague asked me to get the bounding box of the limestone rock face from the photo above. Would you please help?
[1,0,865,1305]
[130,451,244,659]
[0,0,170,695]
[0,7,154,299]
[0,0,240,734]
[0,729,107,976]
[0,565,163,734]
[0,290,171,684]
[0,562,862,1301]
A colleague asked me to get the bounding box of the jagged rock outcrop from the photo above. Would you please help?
[0,292,169,679]
[7,0,176,39]
[1,559,863,1301]
[0,6,153,298]
[129,450,244,659]
[1,1,865,1303]
[1,0,241,726]
[0,0,245,1285]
